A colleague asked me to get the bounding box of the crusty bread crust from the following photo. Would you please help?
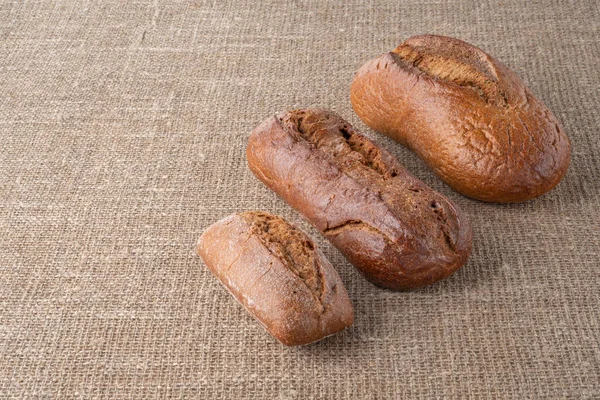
[198,211,353,346]
[350,34,571,203]
[247,109,472,290]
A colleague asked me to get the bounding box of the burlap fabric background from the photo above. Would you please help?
[1,0,599,398]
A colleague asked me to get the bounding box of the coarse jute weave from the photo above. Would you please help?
[1,0,599,398]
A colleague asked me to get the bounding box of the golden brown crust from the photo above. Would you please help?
[197,211,353,346]
[246,109,472,290]
[350,34,571,203]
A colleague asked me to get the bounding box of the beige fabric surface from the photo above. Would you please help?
[1,0,599,398]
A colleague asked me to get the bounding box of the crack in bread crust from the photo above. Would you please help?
[241,211,325,309]
[392,43,508,107]
[323,219,395,244]
[279,109,400,180]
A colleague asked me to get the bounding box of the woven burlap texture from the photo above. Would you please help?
[1,0,599,398]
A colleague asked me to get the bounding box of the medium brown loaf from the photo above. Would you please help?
[197,211,353,346]
[350,34,571,203]
[247,109,472,290]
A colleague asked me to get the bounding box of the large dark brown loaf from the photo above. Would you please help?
[247,109,472,290]
[350,34,571,203]
[197,211,353,346]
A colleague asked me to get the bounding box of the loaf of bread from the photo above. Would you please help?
[247,109,472,290]
[197,211,353,346]
[350,34,570,203]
